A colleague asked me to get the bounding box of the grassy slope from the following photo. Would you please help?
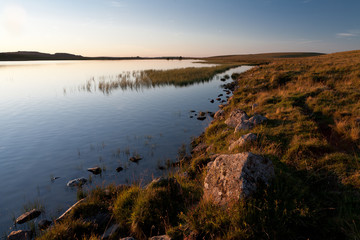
[36,51,360,240]
[202,52,324,65]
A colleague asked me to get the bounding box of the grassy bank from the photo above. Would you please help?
[35,50,360,239]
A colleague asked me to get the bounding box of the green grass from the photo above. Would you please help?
[91,64,240,93]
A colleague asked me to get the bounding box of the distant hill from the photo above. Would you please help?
[0,51,88,61]
[0,51,186,61]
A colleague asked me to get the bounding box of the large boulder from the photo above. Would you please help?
[16,209,41,224]
[225,109,249,128]
[228,133,257,151]
[7,230,32,240]
[204,152,274,205]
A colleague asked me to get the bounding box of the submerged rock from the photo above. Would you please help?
[129,156,142,162]
[229,133,257,151]
[116,166,124,172]
[7,230,32,240]
[208,111,215,118]
[197,116,206,121]
[204,152,274,205]
[67,177,87,187]
[210,99,215,103]
[16,209,41,224]
[199,111,206,117]
[87,166,102,175]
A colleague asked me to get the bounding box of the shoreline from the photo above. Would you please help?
[8,50,360,239]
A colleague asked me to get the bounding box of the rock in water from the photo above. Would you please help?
[204,152,274,205]
[116,166,124,172]
[229,133,257,151]
[16,209,41,224]
[129,156,142,162]
[67,177,87,187]
[7,230,32,240]
[87,166,102,175]
[197,116,206,121]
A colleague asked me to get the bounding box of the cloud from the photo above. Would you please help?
[336,30,359,38]
[337,33,356,37]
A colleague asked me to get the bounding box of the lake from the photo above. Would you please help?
[0,59,251,235]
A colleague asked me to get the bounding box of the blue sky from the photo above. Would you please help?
[1,0,359,57]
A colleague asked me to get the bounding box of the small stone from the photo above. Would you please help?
[87,166,102,175]
[252,103,259,111]
[116,166,123,172]
[199,111,206,117]
[208,112,215,118]
[234,121,254,132]
[229,133,257,151]
[218,94,223,97]
[16,209,41,224]
[7,230,32,240]
[210,99,214,103]
[67,177,87,187]
[191,142,207,154]
[51,176,60,181]
[150,235,172,240]
[197,116,206,121]
[216,98,221,101]
[214,110,225,119]
[225,109,249,128]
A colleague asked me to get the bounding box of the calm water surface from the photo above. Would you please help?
[0,60,251,235]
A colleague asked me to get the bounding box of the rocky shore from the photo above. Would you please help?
[8,50,360,240]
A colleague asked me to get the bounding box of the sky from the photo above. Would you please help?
[0,0,359,57]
